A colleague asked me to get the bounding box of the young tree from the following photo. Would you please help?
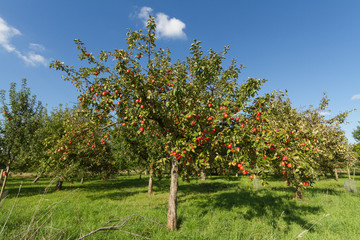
[0,79,45,199]
[50,18,266,229]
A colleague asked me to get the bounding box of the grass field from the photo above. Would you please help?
[0,173,359,240]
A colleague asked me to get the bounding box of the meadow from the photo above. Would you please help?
[0,173,359,240]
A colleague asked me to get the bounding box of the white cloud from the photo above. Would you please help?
[351,94,360,100]
[0,17,48,66]
[0,17,21,52]
[138,6,186,39]
[138,6,153,20]
[319,111,331,116]
[29,43,45,51]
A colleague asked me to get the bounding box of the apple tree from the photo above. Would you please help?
[0,79,45,199]
[35,105,116,189]
[50,17,267,229]
[232,91,357,199]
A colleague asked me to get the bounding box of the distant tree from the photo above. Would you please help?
[352,124,360,142]
[352,124,360,164]
[0,79,45,199]
[37,105,116,189]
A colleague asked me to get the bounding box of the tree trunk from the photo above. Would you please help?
[334,168,338,181]
[127,170,130,176]
[200,169,206,181]
[145,169,149,175]
[54,178,63,191]
[0,166,9,201]
[32,175,41,184]
[347,167,351,180]
[139,170,142,179]
[167,159,178,230]
[148,172,153,196]
[0,169,3,185]
[295,187,302,200]
[353,168,356,180]
[80,177,84,185]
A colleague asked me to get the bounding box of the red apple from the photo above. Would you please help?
[302,181,309,187]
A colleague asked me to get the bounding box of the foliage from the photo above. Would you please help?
[0,78,45,171]
[36,105,116,180]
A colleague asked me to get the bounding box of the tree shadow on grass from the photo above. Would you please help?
[3,176,152,200]
[2,178,60,199]
[179,181,239,194]
[271,186,343,196]
[177,183,323,233]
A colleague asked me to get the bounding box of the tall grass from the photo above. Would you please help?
[0,173,359,239]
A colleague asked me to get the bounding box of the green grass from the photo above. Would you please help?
[0,174,359,239]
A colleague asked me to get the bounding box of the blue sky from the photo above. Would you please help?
[1,0,360,142]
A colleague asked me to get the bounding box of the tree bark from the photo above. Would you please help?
[54,178,63,191]
[32,175,41,184]
[347,167,351,180]
[295,187,302,200]
[0,166,9,201]
[167,159,178,230]
[200,169,206,181]
[0,169,3,185]
[80,177,84,185]
[148,172,153,196]
[334,168,338,181]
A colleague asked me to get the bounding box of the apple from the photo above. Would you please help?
[227,144,232,149]
[302,181,309,187]
[249,174,254,179]
[280,161,285,166]
[287,163,292,168]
